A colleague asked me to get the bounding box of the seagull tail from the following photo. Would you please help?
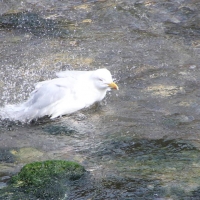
[0,103,38,123]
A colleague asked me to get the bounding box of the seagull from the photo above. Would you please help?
[0,68,118,122]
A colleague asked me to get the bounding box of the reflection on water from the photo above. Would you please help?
[1,0,200,199]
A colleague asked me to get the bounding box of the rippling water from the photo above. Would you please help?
[1,0,200,199]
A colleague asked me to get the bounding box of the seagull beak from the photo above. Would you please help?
[108,82,119,90]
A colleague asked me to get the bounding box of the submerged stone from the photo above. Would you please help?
[0,11,70,37]
[0,160,86,199]
[11,147,44,163]
[0,148,15,163]
[43,125,77,136]
[91,138,200,199]
[162,113,195,128]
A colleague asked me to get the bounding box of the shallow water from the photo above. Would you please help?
[1,0,200,199]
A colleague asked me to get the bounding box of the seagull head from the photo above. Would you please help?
[92,68,119,90]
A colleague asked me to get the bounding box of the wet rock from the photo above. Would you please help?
[100,176,162,199]
[0,148,15,163]
[95,138,197,159]
[0,160,86,199]
[162,114,195,128]
[0,176,10,190]
[0,11,70,37]
[43,125,77,135]
[144,84,185,97]
[11,147,44,163]
[1,176,10,181]
[89,138,200,198]
[0,182,7,189]
[0,163,21,177]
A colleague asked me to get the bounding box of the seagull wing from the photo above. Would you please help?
[56,70,93,78]
[26,77,76,110]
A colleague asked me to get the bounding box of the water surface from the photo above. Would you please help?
[1,0,200,199]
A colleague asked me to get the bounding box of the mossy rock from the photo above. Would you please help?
[1,160,85,199]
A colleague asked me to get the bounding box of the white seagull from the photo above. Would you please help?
[0,68,118,122]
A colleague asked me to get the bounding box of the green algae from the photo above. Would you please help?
[11,160,85,186]
[0,160,86,199]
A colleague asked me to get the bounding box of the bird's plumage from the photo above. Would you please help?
[0,68,118,122]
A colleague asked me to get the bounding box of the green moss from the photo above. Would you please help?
[11,160,85,186]
[1,160,85,199]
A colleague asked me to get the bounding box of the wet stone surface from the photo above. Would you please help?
[0,149,15,163]
[1,0,200,199]
[42,125,77,136]
[70,138,200,199]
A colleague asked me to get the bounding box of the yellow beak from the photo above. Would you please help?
[108,82,119,90]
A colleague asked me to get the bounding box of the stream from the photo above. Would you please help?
[1,0,200,199]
